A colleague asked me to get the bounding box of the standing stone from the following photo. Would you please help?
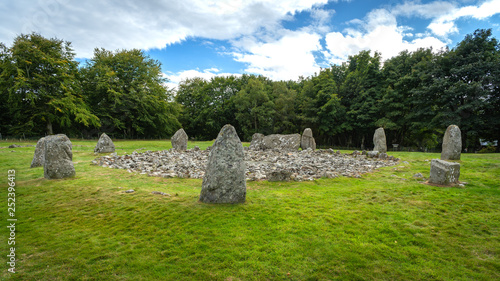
[373,127,387,153]
[301,128,316,150]
[249,133,265,150]
[94,133,115,154]
[44,134,75,179]
[171,128,188,151]
[429,159,460,185]
[262,134,301,151]
[30,137,47,168]
[200,124,246,203]
[441,125,462,160]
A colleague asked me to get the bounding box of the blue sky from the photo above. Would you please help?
[1,0,499,88]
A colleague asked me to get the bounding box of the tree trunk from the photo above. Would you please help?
[47,120,53,135]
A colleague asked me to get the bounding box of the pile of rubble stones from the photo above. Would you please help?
[92,147,400,181]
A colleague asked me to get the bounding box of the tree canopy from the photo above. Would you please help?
[1,30,498,151]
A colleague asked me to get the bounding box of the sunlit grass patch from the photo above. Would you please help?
[1,140,499,280]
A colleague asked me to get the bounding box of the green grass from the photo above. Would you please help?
[1,140,499,280]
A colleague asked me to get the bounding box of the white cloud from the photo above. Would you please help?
[392,1,457,19]
[232,30,322,81]
[164,68,241,90]
[0,0,328,58]
[325,8,447,64]
[428,0,500,37]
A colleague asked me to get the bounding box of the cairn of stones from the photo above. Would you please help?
[94,133,115,154]
[44,134,76,179]
[30,137,47,168]
[441,125,461,160]
[199,124,246,203]
[373,127,387,153]
[429,159,460,185]
[301,128,316,150]
[249,133,301,151]
[171,128,188,151]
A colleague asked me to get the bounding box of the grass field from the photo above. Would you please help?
[1,139,499,280]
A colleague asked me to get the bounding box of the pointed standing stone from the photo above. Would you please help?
[44,134,76,179]
[94,133,115,153]
[171,128,188,151]
[30,137,47,168]
[200,124,246,203]
[301,128,316,150]
[373,128,387,153]
[441,125,462,160]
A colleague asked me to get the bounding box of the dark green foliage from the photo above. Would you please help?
[0,33,99,137]
[81,48,180,139]
[1,30,498,147]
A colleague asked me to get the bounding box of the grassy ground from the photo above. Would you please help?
[1,139,499,280]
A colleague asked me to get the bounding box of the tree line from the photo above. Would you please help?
[1,30,499,151]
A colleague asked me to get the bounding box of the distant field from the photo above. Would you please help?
[1,139,499,280]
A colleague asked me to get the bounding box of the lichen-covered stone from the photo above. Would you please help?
[267,169,292,182]
[249,133,265,150]
[94,133,115,154]
[200,124,246,203]
[44,134,75,179]
[429,159,460,185]
[171,128,188,151]
[373,127,387,153]
[301,128,316,150]
[262,134,301,151]
[30,137,46,168]
[441,125,462,160]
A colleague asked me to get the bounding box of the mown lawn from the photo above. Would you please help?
[1,139,499,280]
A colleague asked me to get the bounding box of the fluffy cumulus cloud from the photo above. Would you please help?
[164,68,240,90]
[0,0,327,58]
[233,30,322,80]
[428,0,500,37]
[325,8,447,63]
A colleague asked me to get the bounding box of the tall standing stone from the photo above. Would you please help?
[200,124,246,203]
[301,128,316,150]
[30,137,46,168]
[171,128,188,151]
[44,134,76,179]
[441,125,462,160]
[94,133,115,153]
[373,127,387,153]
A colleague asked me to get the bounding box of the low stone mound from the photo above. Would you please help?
[93,147,399,182]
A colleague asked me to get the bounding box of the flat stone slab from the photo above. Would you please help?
[429,159,460,185]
